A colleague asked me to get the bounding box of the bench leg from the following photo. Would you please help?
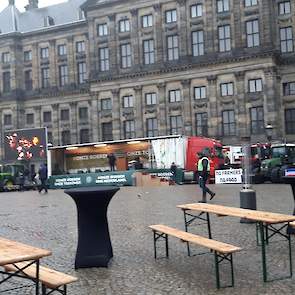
[214,252,234,289]
[152,231,169,259]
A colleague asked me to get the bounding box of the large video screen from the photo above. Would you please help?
[4,128,47,161]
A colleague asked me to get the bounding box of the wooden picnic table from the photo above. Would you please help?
[0,237,52,294]
[177,203,295,283]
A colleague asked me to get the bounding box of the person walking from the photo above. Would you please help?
[38,163,48,194]
[197,153,215,203]
[107,153,116,171]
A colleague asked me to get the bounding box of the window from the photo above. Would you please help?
[101,98,112,110]
[3,72,11,93]
[43,111,52,123]
[102,122,113,141]
[76,41,85,53]
[145,93,157,105]
[222,110,236,136]
[279,1,291,15]
[191,4,203,18]
[40,47,49,59]
[170,115,183,135]
[192,31,204,56]
[60,109,70,121]
[250,106,264,134]
[24,50,32,62]
[119,19,130,33]
[124,120,135,139]
[246,19,260,47]
[99,47,109,71]
[146,118,159,137]
[217,0,230,12]
[142,14,153,28]
[283,82,295,95]
[77,62,87,84]
[58,44,67,56]
[218,25,231,52]
[249,78,262,93]
[61,130,71,145]
[26,113,34,125]
[97,23,108,36]
[79,107,88,120]
[41,68,50,88]
[245,0,258,6]
[169,89,181,102]
[194,86,206,99]
[285,109,295,134]
[4,114,12,126]
[80,129,90,143]
[195,113,208,136]
[123,95,134,108]
[24,70,33,91]
[59,65,68,87]
[280,27,294,53]
[120,43,132,68]
[220,82,234,96]
[2,52,10,63]
[143,39,155,65]
[165,9,177,23]
[167,35,179,61]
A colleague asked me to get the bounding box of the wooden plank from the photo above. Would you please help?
[177,203,295,224]
[4,263,78,289]
[149,224,241,254]
[0,237,52,265]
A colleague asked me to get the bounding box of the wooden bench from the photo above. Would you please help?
[4,262,78,295]
[149,224,242,289]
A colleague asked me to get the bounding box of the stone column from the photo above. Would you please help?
[70,102,78,144]
[235,71,247,138]
[34,106,41,127]
[177,0,188,58]
[111,89,121,140]
[67,36,75,84]
[108,14,118,74]
[52,104,59,146]
[264,67,281,139]
[181,79,192,136]
[207,75,219,138]
[131,9,140,66]
[49,40,57,87]
[154,4,164,64]
[134,85,143,138]
[157,82,167,136]
[32,43,39,89]
[91,94,99,142]
[88,17,97,79]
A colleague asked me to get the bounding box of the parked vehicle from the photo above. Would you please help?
[222,146,243,167]
[260,143,295,183]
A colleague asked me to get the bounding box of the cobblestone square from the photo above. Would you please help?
[0,183,295,294]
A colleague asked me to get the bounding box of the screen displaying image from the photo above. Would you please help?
[4,128,47,161]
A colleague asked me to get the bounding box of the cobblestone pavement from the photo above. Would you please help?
[0,183,295,294]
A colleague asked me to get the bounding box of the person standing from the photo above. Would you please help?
[197,153,215,203]
[107,153,116,171]
[38,163,48,194]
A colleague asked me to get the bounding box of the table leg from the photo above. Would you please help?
[258,222,267,282]
[35,259,39,295]
[206,213,212,240]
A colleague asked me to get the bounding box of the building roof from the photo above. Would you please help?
[0,0,86,35]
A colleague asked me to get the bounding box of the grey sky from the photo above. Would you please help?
[0,0,67,12]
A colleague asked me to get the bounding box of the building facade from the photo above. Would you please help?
[0,0,295,158]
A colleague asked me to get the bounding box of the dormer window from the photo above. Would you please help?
[44,16,55,27]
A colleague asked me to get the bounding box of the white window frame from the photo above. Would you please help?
[220,82,234,96]
[194,86,207,99]
[249,78,262,93]
[165,9,177,23]
[123,95,134,108]
[191,4,203,18]
[97,23,108,36]
[145,93,157,105]
[280,27,294,53]
[119,19,130,33]
[169,89,181,102]
[246,19,260,47]
[142,14,153,28]
[218,25,231,52]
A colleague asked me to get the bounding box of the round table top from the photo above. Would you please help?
[65,186,120,195]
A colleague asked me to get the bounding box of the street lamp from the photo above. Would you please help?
[265,124,274,142]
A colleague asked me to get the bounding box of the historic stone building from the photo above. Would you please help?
[0,0,295,157]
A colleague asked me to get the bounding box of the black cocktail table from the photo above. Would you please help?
[283,176,295,234]
[65,186,120,268]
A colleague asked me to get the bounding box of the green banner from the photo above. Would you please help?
[49,171,134,189]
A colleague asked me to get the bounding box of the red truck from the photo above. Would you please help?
[185,136,225,179]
